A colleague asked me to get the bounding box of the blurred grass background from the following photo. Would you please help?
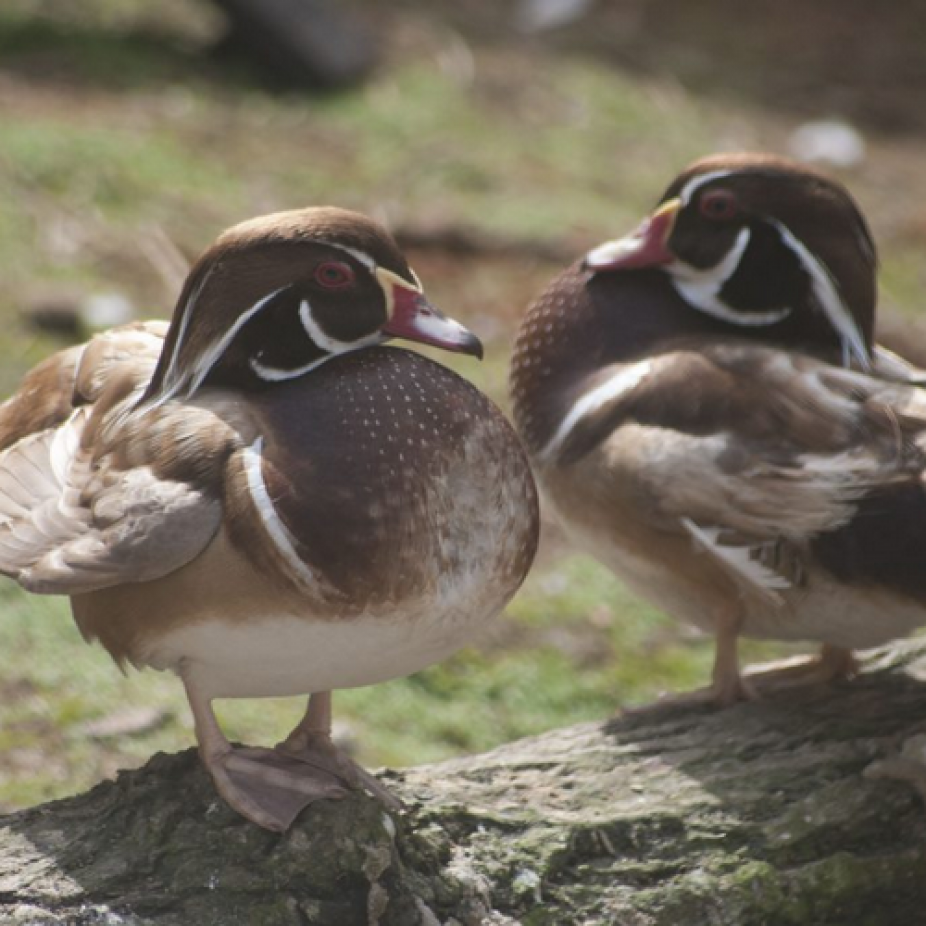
[1,0,926,810]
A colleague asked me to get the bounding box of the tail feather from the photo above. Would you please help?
[0,410,89,582]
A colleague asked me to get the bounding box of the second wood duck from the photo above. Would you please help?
[0,207,540,830]
[511,153,926,706]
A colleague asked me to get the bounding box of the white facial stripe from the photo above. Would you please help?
[541,360,653,463]
[298,299,380,354]
[150,240,379,404]
[323,242,375,270]
[676,170,870,366]
[671,225,750,285]
[772,220,870,370]
[170,287,288,402]
[246,299,385,382]
[158,264,216,398]
[242,438,317,588]
[670,228,791,327]
[677,169,735,205]
[148,287,287,406]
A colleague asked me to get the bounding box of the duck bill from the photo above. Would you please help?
[379,270,483,359]
[583,198,681,272]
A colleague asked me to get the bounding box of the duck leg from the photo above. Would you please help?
[708,607,759,705]
[625,603,756,714]
[276,691,401,810]
[183,676,351,833]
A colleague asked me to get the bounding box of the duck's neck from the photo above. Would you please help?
[510,266,683,457]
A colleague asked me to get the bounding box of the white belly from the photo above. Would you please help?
[143,603,495,699]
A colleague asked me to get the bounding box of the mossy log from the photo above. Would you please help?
[3,642,926,926]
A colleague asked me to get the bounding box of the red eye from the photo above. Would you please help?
[699,189,739,221]
[314,261,354,289]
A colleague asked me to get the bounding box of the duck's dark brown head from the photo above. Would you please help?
[143,207,482,402]
[584,153,877,369]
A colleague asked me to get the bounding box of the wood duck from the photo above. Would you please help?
[511,153,926,707]
[0,207,540,831]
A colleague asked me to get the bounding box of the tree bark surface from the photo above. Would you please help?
[3,642,926,926]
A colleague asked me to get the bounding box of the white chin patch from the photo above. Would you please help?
[299,299,382,354]
[670,227,792,327]
[249,354,331,382]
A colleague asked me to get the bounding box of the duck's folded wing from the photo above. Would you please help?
[559,345,926,604]
[872,343,926,386]
[0,321,169,454]
[0,321,242,596]
[0,402,230,595]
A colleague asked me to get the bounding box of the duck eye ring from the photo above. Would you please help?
[314,261,355,289]
[698,189,739,221]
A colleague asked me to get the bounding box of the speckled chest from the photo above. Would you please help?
[245,347,535,606]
